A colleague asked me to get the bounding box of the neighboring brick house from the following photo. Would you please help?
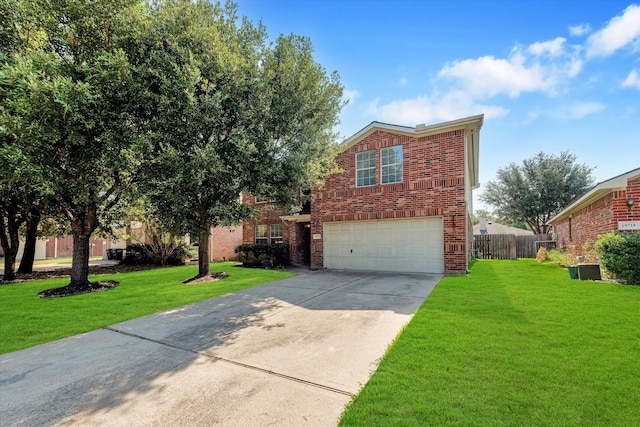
[114,225,241,262]
[549,167,640,255]
[243,114,483,274]
[38,225,241,261]
[209,226,242,261]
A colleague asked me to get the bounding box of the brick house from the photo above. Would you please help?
[209,226,243,261]
[243,114,483,274]
[548,167,640,255]
[107,224,242,262]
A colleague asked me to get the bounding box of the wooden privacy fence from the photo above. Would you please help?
[473,234,553,259]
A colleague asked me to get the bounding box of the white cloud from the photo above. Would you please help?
[569,101,606,119]
[438,53,550,98]
[342,89,359,107]
[621,69,640,89]
[525,110,540,123]
[363,6,640,126]
[569,23,591,37]
[536,102,606,121]
[366,93,508,126]
[585,4,640,58]
[437,41,582,99]
[365,36,586,125]
[528,37,567,57]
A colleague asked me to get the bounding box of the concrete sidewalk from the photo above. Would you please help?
[0,269,441,426]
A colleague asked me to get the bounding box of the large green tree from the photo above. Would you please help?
[0,0,49,280]
[1,0,149,287]
[479,151,594,234]
[140,0,343,278]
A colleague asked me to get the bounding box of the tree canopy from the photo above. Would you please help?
[479,152,594,235]
[1,0,343,285]
[139,0,343,278]
[2,0,159,286]
[0,0,60,279]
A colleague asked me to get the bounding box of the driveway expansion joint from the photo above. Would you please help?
[102,326,354,398]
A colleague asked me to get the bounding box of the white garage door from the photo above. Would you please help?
[323,217,444,273]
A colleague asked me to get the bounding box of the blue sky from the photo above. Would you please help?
[236,0,640,210]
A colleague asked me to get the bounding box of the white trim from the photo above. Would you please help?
[254,196,269,204]
[255,224,267,244]
[355,150,376,187]
[380,145,403,185]
[548,167,640,224]
[279,214,311,222]
[341,115,482,190]
[270,223,283,244]
[342,114,484,151]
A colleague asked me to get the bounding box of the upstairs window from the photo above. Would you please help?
[356,151,376,187]
[255,224,267,244]
[254,195,268,203]
[381,146,403,184]
[270,223,283,244]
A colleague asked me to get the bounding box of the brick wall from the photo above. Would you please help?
[210,226,242,261]
[46,235,106,258]
[287,222,310,265]
[241,196,287,244]
[241,195,310,266]
[312,128,470,272]
[555,176,640,255]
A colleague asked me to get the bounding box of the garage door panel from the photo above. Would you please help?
[324,217,444,274]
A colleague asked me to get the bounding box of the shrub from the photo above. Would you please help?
[235,244,290,268]
[595,231,640,284]
[581,238,599,263]
[121,243,195,266]
[546,249,574,265]
[536,246,549,263]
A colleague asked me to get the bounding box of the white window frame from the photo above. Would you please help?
[270,223,283,244]
[254,195,268,203]
[381,145,403,184]
[356,150,376,187]
[255,224,267,244]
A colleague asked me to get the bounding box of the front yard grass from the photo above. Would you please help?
[340,259,640,426]
[0,262,293,355]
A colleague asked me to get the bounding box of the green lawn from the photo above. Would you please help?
[0,262,293,355]
[340,260,640,426]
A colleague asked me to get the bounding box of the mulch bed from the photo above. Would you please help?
[38,281,120,298]
[3,263,231,297]
[1,264,164,285]
[182,271,229,285]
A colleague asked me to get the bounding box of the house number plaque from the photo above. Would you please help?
[618,221,640,231]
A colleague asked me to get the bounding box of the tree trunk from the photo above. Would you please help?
[17,209,40,274]
[2,249,18,281]
[69,204,99,287]
[1,208,22,281]
[198,228,210,278]
[70,230,92,286]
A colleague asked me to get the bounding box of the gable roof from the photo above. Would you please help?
[548,167,640,225]
[473,219,534,236]
[341,114,484,189]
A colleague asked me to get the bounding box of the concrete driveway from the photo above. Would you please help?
[0,269,441,426]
